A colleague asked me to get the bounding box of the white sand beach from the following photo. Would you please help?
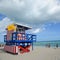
[0,46,60,60]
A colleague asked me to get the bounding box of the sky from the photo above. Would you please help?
[0,0,60,42]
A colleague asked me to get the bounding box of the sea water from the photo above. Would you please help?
[0,40,60,47]
[33,40,60,47]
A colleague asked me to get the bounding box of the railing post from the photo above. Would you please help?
[32,42,33,50]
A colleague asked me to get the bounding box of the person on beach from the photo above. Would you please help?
[56,44,58,48]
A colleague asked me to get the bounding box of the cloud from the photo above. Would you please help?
[0,17,13,35]
[29,27,46,34]
[31,28,40,33]
[0,0,60,25]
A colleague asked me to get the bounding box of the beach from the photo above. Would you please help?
[0,46,60,60]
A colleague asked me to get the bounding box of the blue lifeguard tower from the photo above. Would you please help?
[4,23,36,54]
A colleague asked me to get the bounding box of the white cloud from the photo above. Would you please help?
[30,27,46,34]
[48,5,60,15]
[32,28,40,33]
[0,17,13,34]
[0,0,60,25]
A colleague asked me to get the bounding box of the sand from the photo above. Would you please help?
[0,46,60,60]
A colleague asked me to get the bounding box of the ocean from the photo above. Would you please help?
[0,40,60,47]
[33,40,60,47]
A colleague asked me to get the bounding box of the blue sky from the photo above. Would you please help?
[0,0,60,42]
[0,14,6,20]
[37,23,60,41]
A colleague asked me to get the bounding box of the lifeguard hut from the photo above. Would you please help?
[4,23,36,54]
